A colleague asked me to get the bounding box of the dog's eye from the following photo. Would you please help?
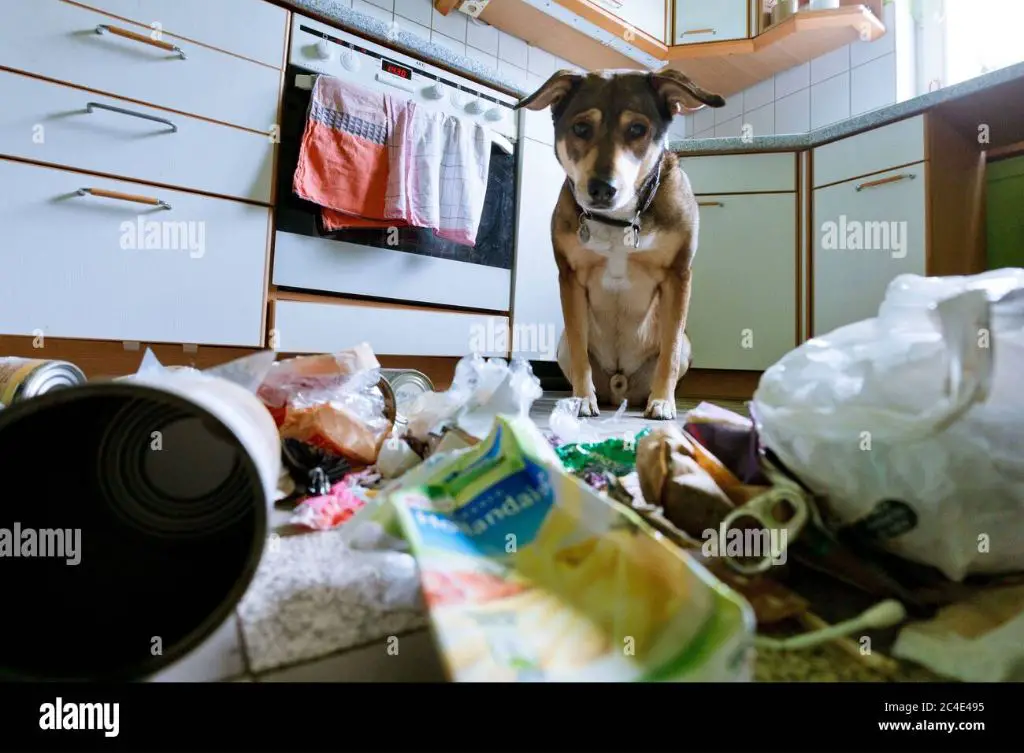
[627,122,648,139]
[572,122,593,139]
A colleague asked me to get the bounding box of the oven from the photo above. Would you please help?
[273,15,521,313]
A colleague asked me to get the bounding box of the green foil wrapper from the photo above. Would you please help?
[555,428,651,476]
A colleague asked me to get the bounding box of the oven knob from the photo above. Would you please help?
[484,106,504,122]
[313,40,334,62]
[424,82,445,100]
[341,49,361,72]
[465,98,485,115]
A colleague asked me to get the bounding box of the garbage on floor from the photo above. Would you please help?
[5,268,1023,683]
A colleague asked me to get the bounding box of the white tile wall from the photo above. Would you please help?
[347,3,580,96]
[685,2,903,138]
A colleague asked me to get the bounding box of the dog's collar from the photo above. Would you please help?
[573,154,664,247]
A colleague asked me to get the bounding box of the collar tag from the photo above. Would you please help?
[578,212,591,244]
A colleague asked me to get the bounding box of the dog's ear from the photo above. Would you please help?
[650,69,725,115]
[515,70,581,112]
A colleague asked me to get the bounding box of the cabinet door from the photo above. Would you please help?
[609,0,667,42]
[812,163,927,336]
[687,193,798,370]
[674,0,749,44]
[512,138,566,361]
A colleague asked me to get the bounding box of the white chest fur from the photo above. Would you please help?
[580,220,658,291]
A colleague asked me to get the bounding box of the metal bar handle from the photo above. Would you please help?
[855,173,916,192]
[681,28,717,35]
[86,102,178,132]
[77,187,172,210]
[95,24,187,59]
[698,201,725,207]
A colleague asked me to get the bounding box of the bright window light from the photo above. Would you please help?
[944,0,1024,86]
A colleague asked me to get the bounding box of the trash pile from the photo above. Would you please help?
[4,269,1022,683]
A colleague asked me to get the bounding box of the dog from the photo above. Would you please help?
[516,69,725,419]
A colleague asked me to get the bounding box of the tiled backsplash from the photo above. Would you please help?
[681,2,905,138]
[344,0,906,141]
[346,0,581,92]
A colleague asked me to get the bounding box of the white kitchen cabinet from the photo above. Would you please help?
[673,0,749,45]
[812,163,927,336]
[512,136,566,361]
[687,193,798,370]
[590,0,667,42]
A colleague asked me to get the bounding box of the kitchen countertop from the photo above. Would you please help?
[280,0,1024,157]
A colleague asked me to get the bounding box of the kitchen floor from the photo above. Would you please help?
[151,393,939,683]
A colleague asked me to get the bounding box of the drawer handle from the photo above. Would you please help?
[95,24,187,60]
[681,28,717,36]
[698,201,724,207]
[855,173,916,192]
[86,102,178,132]
[76,187,172,210]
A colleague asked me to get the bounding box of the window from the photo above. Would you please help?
[917,0,1024,93]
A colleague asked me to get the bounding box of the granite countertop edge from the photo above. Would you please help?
[282,0,1024,157]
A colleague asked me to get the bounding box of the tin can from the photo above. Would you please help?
[0,357,87,406]
[380,368,434,423]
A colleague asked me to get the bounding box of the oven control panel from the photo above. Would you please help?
[290,14,519,141]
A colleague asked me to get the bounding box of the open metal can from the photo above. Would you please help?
[380,368,434,424]
[0,357,86,406]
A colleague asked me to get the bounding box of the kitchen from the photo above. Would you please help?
[0,0,1022,691]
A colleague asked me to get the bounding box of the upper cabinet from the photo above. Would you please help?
[673,0,749,45]
[590,0,667,43]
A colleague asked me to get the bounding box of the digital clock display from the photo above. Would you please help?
[381,60,413,80]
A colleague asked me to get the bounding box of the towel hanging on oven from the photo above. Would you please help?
[293,74,492,246]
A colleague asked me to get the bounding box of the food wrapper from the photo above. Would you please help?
[257,343,392,465]
[387,415,755,682]
[290,478,369,531]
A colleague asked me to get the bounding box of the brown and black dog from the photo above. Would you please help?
[516,70,725,419]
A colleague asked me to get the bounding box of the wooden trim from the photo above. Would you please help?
[804,150,814,341]
[812,159,928,191]
[66,0,286,70]
[433,0,464,16]
[678,369,761,401]
[555,0,669,57]
[795,151,802,347]
[270,289,509,317]
[986,140,1024,162]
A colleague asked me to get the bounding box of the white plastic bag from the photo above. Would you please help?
[752,269,1024,582]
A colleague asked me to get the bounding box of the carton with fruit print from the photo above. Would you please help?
[387,415,756,682]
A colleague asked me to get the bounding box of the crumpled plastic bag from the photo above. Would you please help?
[753,269,1024,581]
[130,348,278,393]
[405,354,542,443]
[257,343,392,465]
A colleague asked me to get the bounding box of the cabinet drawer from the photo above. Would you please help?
[74,0,289,68]
[687,193,797,370]
[271,300,509,357]
[678,152,796,194]
[0,72,274,203]
[813,115,926,187]
[0,0,282,133]
[674,0,749,44]
[0,159,269,347]
[812,163,927,336]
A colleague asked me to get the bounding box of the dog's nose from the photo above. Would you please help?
[587,178,617,204]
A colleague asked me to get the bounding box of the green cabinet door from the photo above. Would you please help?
[987,155,1024,270]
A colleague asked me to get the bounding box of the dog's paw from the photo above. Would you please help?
[576,392,600,417]
[644,398,676,420]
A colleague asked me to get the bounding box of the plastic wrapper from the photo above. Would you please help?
[753,269,1024,581]
[405,354,542,443]
[555,428,650,476]
[384,414,754,682]
[377,435,423,479]
[290,477,369,531]
[257,343,392,465]
[130,348,278,393]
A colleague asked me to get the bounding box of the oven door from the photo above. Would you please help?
[272,69,516,312]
